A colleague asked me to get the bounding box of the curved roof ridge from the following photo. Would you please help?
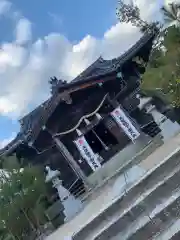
[72,56,103,82]
[72,31,157,83]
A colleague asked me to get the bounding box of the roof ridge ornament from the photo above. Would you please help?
[49,76,66,95]
[99,56,104,62]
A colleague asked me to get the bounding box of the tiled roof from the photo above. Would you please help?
[0,133,23,156]
[19,100,50,141]
[70,32,156,84]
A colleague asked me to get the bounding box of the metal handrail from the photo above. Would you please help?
[68,178,80,192]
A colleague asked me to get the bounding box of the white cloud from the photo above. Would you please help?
[0,0,161,118]
[0,0,11,16]
[134,0,161,22]
[15,18,32,44]
[0,132,16,149]
[0,43,27,69]
[0,97,18,114]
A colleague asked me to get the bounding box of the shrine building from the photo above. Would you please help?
[0,32,163,194]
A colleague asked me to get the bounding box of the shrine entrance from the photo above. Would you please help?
[94,123,119,148]
[72,105,146,187]
[83,116,133,165]
[84,121,118,155]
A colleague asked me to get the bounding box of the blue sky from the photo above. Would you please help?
[0,0,162,147]
[0,0,117,145]
[14,0,117,41]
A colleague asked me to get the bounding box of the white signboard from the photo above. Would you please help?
[111,106,140,141]
[74,136,101,172]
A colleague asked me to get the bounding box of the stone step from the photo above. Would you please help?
[93,170,180,240]
[97,197,180,240]
[72,148,180,240]
[154,219,180,240]
[171,231,180,240]
[126,192,180,239]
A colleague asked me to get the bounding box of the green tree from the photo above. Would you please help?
[0,155,48,239]
[116,1,180,107]
[142,26,180,107]
[161,2,180,27]
[163,25,180,50]
[148,48,164,68]
[116,0,164,63]
[116,0,160,33]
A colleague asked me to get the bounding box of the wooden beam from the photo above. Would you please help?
[59,75,116,96]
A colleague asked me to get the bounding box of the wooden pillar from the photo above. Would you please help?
[53,137,91,190]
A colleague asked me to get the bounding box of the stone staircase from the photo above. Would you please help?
[72,147,180,240]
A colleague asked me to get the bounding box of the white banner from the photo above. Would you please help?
[74,136,101,172]
[111,106,140,141]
